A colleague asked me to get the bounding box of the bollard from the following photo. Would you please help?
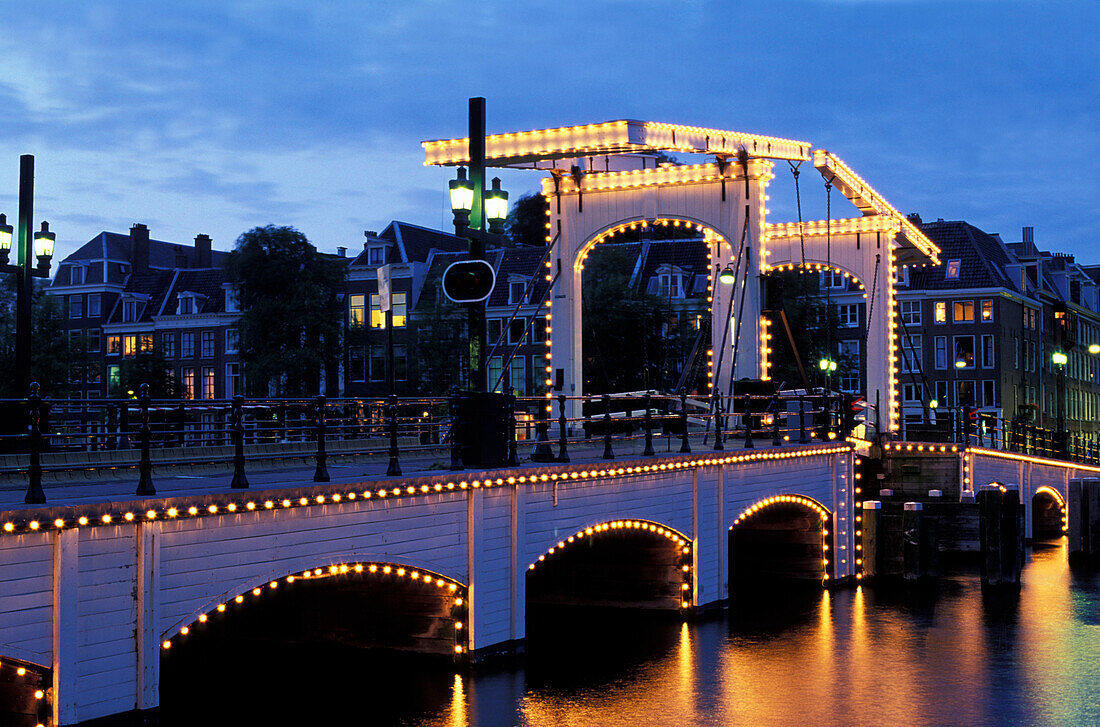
[743,395,754,449]
[449,390,463,471]
[386,395,402,476]
[601,394,614,460]
[771,394,781,447]
[313,394,330,483]
[861,500,881,580]
[557,394,570,463]
[136,384,155,496]
[25,382,46,504]
[642,392,655,456]
[798,395,810,444]
[902,502,925,580]
[230,395,249,489]
[679,390,691,454]
[713,396,724,451]
[508,392,520,466]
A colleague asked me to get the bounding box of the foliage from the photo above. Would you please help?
[504,192,549,247]
[0,277,92,398]
[764,270,854,391]
[227,226,346,397]
[412,290,465,395]
[118,349,180,398]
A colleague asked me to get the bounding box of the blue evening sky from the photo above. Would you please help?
[1,0,1096,263]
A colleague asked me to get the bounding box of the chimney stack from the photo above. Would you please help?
[1023,226,1034,246]
[337,246,347,257]
[130,223,150,271]
[194,234,212,268]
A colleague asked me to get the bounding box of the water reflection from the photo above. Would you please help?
[162,542,1100,726]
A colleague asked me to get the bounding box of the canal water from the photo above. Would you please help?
[161,541,1100,726]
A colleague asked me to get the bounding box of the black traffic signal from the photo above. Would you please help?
[442,260,496,303]
[840,394,864,437]
[963,405,977,440]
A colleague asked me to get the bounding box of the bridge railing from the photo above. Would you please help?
[1,385,851,504]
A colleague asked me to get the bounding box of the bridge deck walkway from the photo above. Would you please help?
[0,432,796,513]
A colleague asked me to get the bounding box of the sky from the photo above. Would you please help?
[0,0,1096,264]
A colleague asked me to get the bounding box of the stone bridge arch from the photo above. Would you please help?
[730,494,835,585]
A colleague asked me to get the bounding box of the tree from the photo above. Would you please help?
[227,226,346,397]
[0,278,91,398]
[505,192,549,247]
[118,350,180,398]
[412,291,465,395]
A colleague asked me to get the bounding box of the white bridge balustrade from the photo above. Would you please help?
[0,443,853,725]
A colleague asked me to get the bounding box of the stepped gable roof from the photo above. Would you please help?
[908,221,1018,292]
[104,268,176,324]
[487,246,550,307]
[161,268,230,317]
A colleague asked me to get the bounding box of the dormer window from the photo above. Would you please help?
[122,299,142,322]
[369,247,385,265]
[70,266,85,285]
[946,260,961,280]
[177,292,205,315]
[224,287,240,313]
[893,266,909,287]
[659,273,683,298]
[509,280,528,305]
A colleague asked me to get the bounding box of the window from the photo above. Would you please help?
[69,296,82,319]
[87,294,101,318]
[510,357,526,395]
[1025,307,1038,330]
[509,281,527,305]
[370,346,386,382]
[123,299,140,322]
[201,330,215,358]
[177,296,194,315]
[349,294,366,326]
[901,334,922,373]
[370,292,407,328]
[225,328,239,355]
[820,270,846,289]
[124,334,137,356]
[70,266,85,285]
[509,318,527,344]
[108,365,120,395]
[87,366,101,384]
[394,345,407,382]
[658,274,682,298]
[945,259,961,279]
[954,335,975,368]
[934,381,948,407]
[839,374,860,393]
[532,317,549,343]
[981,334,995,368]
[224,288,239,313]
[981,299,993,322]
[181,332,195,358]
[983,380,996,408]
[162,332,176,358]
[953,301,974,323]
[934,336,947,369]
[107,335,121,355]
[837,304,859,328]
[201,367,215,399]
[838,339,860,360]
[348,347,366,382]
[902,384,922,402]
[226,363,241,397]
[182,368,196,400]
[140,334,154,353]
[900,300,921,326]
[487,319,503,344]
[488,357,503,393]
[957,380,975,407]
[893,266,909,287]
[934,301,946,324]
[369,247,384,265]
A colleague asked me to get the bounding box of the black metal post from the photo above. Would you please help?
[449,389,463,470]
[584,394,592,439]
[136,384,155,496]
[118,401,131,450]
[821,394,831,441]
[531,393,555,463]
[25,382,45,504]
[799,395,810,444]
[230,395,248,489]
[386,394,402,476]
[465,97,488,391]
[313,394,330,482]
[508,391,519,466]
[713,396,724,451]
[106,405,118,451]
[743,395,754,449]
[771,393,782,447]
[557,393,570,462]
[643,392,655,456]
[602,394,614,460]
[679,390,691,454]
[15,156,34,395]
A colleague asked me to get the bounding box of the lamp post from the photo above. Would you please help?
[447,97,509,392]
[953,357,967,441]
[1053,349,1068,458]
[0,155,55,394]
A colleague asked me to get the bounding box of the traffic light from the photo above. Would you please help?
[442,260,496,303]
[841,394,864,437]
[963,405,977,441]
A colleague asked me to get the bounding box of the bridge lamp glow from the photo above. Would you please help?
[449,167,474,229]
[1052,351,1068,366]
[954,359,967,369]
[929,399,939,409]
[818,357,837,372]
[718,264,736,285]
[485,177,509,234]
[1089,343,1100,355]
[0,214,11,262]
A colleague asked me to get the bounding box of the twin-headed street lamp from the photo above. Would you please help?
[1,155,56,395]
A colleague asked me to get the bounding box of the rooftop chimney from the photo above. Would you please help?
[194,234,212,268]
[337,246,347,257]
[130,223,150,271]
[1023,226,1034,245]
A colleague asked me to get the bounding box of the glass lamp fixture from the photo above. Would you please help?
[1052,351,1068,366]
[929,398,939,409]
[818,357,837,372]
[485,177,508,234]
[0,213,12,266]
[1089,344,1100,355]
[718,264,736,285]
[33,221,55,272]
[955,358,967,369]
[449,167,474,212]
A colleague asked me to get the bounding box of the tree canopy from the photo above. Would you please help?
[0,278,92,398]
[227,226,346,397]
[505,192,549,247]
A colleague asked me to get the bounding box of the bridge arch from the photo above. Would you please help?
[730,494,834,585]
[0,655,50,725]
[1032,485,1067,540]
[161,559,469,656]
[526,519,694,612]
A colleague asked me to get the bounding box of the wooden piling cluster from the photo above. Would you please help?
[977,484,1024,587]
[1068,478,1100,565]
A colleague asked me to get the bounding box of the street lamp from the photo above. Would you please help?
[1,156,55,395]
[449,167,474,233]
[718,263,736,285]
[484,177,508,235]
[1053,349,1068,457]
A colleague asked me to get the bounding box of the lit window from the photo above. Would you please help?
[202,367,215,400]
[510,357,526,395]
[934,301,946,324]
[954,301,974,323]
[945,260,961,279]
[124,335,137,356]
[107,335,121,355]
[954,335,975,368]
[108,365,120,394]
[140,334,154,353]
[349,295,366,326]
[370,292,406,328]
[181,368,196,400]
[981,299,993,322]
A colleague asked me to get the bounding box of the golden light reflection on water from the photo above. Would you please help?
[447,673,467,727]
